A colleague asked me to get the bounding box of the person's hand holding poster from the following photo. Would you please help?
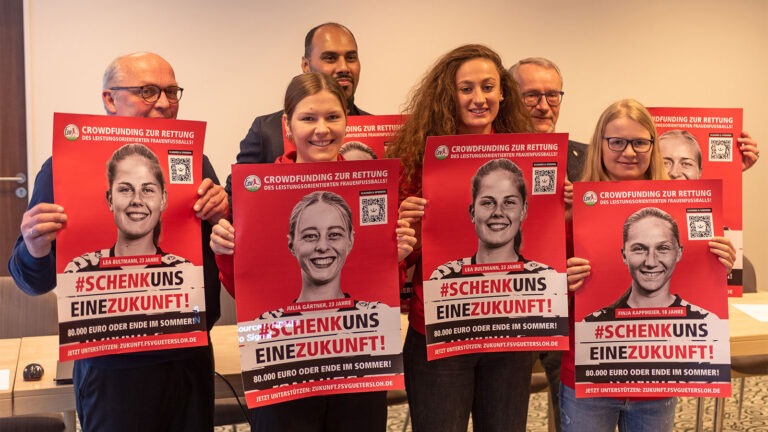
[649,107,744,295]
[53,113,207,361]
[572,179,730,398]
[231,159,403,408]
[421,133,569,360]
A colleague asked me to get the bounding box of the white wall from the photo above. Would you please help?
[25,0,767,284]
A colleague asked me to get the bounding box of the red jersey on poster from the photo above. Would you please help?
[421,134,569,360]
[648,107,743,296]
[572,180,730,398]
[53,113,208,361]
[231,159,403,408]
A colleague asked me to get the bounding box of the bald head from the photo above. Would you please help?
[301,23,360,103]
[101,52,180,119]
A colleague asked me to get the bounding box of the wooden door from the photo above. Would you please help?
[0,0,29,276]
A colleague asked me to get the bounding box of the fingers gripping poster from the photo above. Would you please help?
[231,159,403,407]
[648,107,743,296]
[53,113,207,361]
[572,180,730,398]
[421,133,569,360]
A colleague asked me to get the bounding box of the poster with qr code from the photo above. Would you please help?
[231,159,403,407]
[51,113,208,361]
[341,115,407,158]
[649,107,744,296]
[420,133,569,360]
[280,115,407,159]
[572,179,730,398]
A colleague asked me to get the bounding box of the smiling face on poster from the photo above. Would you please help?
[573,181,728,320]
[54,117,205,272]
[583,207,720,322]
[623,210,682,298]
[420,134,569,360]
[422,135,568,276]
[572,180,731,398]
[107,147,168,246]
[230,160,404,407]
[659,130,702,180]
[52,113,207,361]
[64,143,193,273]
[233,162,401,318]
[470,161,528,257]
[648,107,744,295]
[288,192,355,300]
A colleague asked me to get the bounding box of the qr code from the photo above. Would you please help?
[708,137,733,162]
[360,195,387,226]
[169,156,193,184]
[687,213,714,240]
[532,167,556,195]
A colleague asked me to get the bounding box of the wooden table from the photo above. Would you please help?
[10,328,246,416]
[728,292,768,356]
[0,338,21,417]
[210,325,243,398]
[12,335,71,416]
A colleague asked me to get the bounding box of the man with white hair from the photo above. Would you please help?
[9,52,228,431]
[510,57,587,182]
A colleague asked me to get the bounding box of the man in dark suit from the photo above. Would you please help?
[9,52,227,432]
[226,22,369,190]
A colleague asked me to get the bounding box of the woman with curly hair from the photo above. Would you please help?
[387,44,535,432]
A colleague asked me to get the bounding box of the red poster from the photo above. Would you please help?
[421,134,569,360]
[53,113,208,361]
[280,115,406,160]
[649,107,743,296]
[573,180,730,398]
[231,159,403,407]
[342,115,406,159]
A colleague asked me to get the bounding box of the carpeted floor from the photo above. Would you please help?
[210,375,768,432]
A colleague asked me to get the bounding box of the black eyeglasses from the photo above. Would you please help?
[604,137,654,153]
[521,91,564,107]
[109,85,183,104]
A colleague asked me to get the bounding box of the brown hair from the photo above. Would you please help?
[470,158,527,254]
[288,191,353,250]
[623,207,680,247]
[386,44,532,194]
[106,143,166,244]
[106,143,165,191]
[284,72,348,121]
[340,141,377,159]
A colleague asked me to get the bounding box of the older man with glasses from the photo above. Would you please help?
[510,58,588,183]
[9,52,227,432]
